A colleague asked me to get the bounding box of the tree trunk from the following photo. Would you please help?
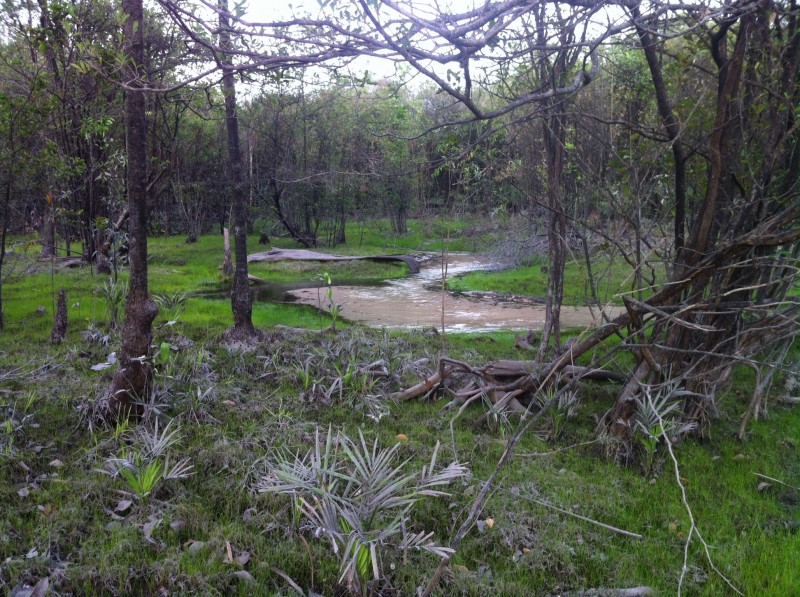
[219,0,255,337]
[51,288,67,344]
[100,0,158,419]
[0,175,11,331]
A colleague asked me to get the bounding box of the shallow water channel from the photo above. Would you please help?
[250,253,620,333]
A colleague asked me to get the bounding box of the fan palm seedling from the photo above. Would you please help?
[99,419,193,505]
[258,427,468,595]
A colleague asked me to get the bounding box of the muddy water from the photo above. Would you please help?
[285,253,621,333]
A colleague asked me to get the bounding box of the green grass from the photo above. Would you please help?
[448,252,662,305]
[0,223,797,595]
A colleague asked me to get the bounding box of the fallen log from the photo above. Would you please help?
[247,247,420,274]
[390,357,624,411]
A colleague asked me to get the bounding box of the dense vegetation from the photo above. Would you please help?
[0,0,798,595]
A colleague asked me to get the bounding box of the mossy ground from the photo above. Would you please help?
[0,221,797,595]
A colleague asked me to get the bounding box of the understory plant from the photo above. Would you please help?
[99,419,193,504]
[633,385,696,475]
[257,427,468,595]
[96,279,128,331]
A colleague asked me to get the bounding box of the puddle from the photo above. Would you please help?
[283,253,621,333]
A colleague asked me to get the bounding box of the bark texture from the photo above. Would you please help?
[219,0,255,337]
[50,288,67,344]
[99,0,158,419]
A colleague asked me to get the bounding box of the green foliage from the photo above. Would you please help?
[258,427,468,593]
[99,420,193,504]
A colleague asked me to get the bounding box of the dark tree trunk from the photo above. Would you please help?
[219,0,255,337]
[39,199,56,258]
[100,0,158,419]
[0,175,11,331]
[630,5,688,257]
[51,288,67,344]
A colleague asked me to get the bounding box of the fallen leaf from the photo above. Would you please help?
[37,504,56,518]
[17,487,29,498]
[225,541,234,564]
[395,433,409,441]
[143,517,161,541]
[232,570,255,583]
[26,548,38,559]
[242,508,257,524]
[29,577,49,597]
[733,453,746,461]
[223,400,236,407]
[186,540,205,553]
[236,551,251,566]
[48,459,63,468]
[677,531,686,538]
[522,547,531,554]
[90,362,112,371]
[485,517,495,529]
[757,482,772,492]
[114,500,133,513]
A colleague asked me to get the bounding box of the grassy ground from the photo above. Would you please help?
[0,223,798,596]
[447,252,663,306]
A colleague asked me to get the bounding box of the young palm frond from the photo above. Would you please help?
[257,426,468,594]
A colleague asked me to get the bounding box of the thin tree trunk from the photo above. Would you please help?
[101,0,159,418]
[630,5,688,258]
[0,175,11,331]
[219,0,255,337]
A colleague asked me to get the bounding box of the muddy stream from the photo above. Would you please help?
[251,253,620,333]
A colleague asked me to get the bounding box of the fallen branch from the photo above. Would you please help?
[516,491,643,540]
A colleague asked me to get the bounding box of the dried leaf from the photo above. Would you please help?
[170,519,185,531]
[222,400,236,407]
[236,551,251,566]
[242,507,256,524]
[225,541,234,564]
[485,517,495,529]
[143,517,160,540]
[395,433,409,441]
[757,482,772,492]
[48,459,63,468]
[232,570,254,583]
[186,540,205,553]
[90,362,112,371]
[114,500,132,513]
[30,577,49,597]
[37,503,56,518]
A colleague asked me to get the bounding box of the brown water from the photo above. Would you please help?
[286,253,621,333]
